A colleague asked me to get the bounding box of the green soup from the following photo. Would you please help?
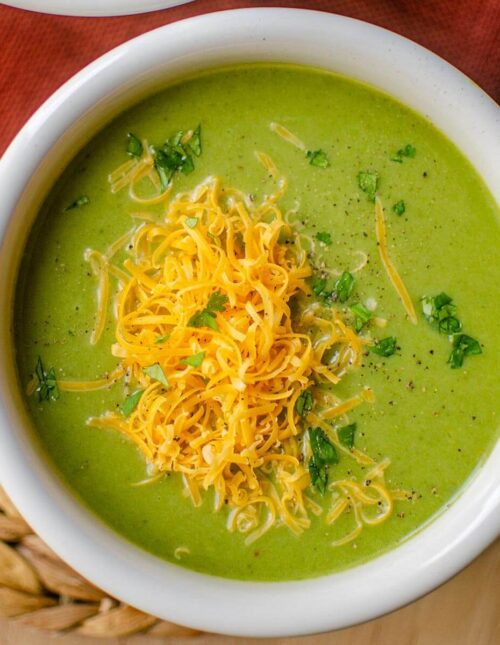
[15,65,499,581]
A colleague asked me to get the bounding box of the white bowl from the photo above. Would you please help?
[2,0,193,17]
[0,9,498,638]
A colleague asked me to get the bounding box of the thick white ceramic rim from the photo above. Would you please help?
[2,0,193,17]
[0,9,499,638]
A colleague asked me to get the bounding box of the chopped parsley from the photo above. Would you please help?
[370,336,397,357]
[34,357,59,402]
[357,170,378,202]
[296,389,313,418]
[392,200,406,216]
[143,363,169,387]
[126,132,143,158]
[185,217,198,229]
[308,427,338,494]
[338,423,356,449]
[391,144,416,163]
[306,149,330,168]
[315,231,332,245]
[421,293,461,335]
[122,390,143,416]
[308,458,328,495]
[182,351,206,368]
[422,293,481,368]
[448,334,482,369]
[64,195,89,211]
[188,291,228,332]
[309,275,327,296]
[351,303,372,332]
[154,334,170,344]
[333,271,355,303]
[188,125,202,157]
[151,125,202,191]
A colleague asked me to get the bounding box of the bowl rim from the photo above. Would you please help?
[0,8,499,638]
[1,0,194,17]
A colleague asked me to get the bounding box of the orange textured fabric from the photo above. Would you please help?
[0,0,498,155]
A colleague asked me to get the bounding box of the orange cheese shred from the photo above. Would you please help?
[375,197,417,324]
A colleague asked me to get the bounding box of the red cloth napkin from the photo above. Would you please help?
[0,0,498,155]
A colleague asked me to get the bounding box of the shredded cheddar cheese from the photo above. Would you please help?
[68,150,410,546]
[375,197,417,324]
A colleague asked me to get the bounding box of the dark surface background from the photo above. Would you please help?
[0,0,499,156]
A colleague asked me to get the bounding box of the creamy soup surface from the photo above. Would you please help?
[15,65,499,581]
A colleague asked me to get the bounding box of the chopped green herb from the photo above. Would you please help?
[421,293,462,335]
[448,334,482,369]
[126,132,143,158]
[438,315,462,335]
[122,390,143,416]
[180,153,195,175]
[333,271,355,303]
[338,423,356,449]
[306,149,329,168]
[392,200,406,216]
[308,457,328,495]
[188,125,202,157]
[295,390,313,418]
[189,311,219,331]
[310,275,327,296]
[421,292,453,324]
[351,303,372,332]
[315,231,332,245]
[154,334,170,344]
[188,291,228,331]
[185,217,198,229]
[182,351,206,368]
[34,357,59,402]
[391,144,416,163]
[308,427,338,494]
[370,336,397,357]
[309,427,339,465]
[357,170,378,202]
[143,363,169,387]
[205,291,228,314]
[64,195,90,211]
[151,125,201,190]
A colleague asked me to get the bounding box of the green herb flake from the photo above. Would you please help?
[308,457,328,495]
[180,153,195,175]
[143,363,169,387]
[357,170,378,202]
[351,303,372,332]
[391,144,417,163]
[338,423,356,449]
[185,217,199,229]
[295,390,313,418]
[333,271,355,303]
[121,390,144,417]
[34,356,59,402]
[65,195,90,211]
[315,231,332,245]
[188,125,202,157]
[309,275,327,296]
[154,334,170,344]
[421,293,462,335]
[370,336,397,357]
[182,351,206,368]
[306,149,330,168]
[448,334,482,369]
[309,427,339,465]
[392,200,406,216]
[151,125,201,189]
[127,132,143,158]
[188,291,228,331]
